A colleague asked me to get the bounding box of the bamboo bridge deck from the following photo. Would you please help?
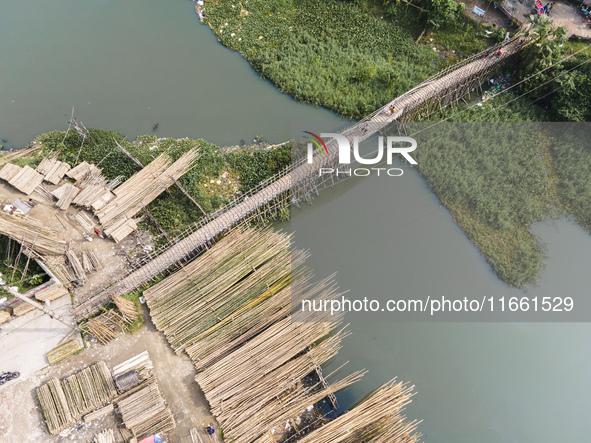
[72,36,527,318]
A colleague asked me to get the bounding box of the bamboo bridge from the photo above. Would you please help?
[73,36,528,319]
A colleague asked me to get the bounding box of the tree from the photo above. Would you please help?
[552,62,591,121]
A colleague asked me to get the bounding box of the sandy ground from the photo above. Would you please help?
[0,305,219,443]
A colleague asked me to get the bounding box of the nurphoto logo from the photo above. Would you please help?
[304,132,418,177]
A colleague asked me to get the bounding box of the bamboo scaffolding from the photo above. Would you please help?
[47,338,82,365]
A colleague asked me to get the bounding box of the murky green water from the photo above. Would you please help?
[290,168,591,442]
[3,1,591,441]
[0,0,344,149]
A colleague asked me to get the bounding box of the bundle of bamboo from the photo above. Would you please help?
[8,165,44,195]
[46,338,83,365]
[84,404,114,423]
[60,361,117,420]
[82,309,132,344]
[35,283,69,302]
[297,379,420,443]
[94,428,116,443]
[113,295,138,321]
[36,157,71,185]
[36,378,73,434]
[51,183,79,211]
[66,162,101,182]
[105,217,137,243]
[112,351,154,384]
[0,210,67,255]
[72,185,114,210]
[66,250,85,281]
[145,227,300,354]
[95,149,199,240]
[0,163,21,182]
[118,382,175,440]
[12,300,37,316]
[0,310,9,325]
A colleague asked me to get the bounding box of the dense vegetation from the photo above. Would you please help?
[202,0,496,118]
[34,129,291,233]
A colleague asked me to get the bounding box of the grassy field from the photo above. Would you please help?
[202,0,494,118]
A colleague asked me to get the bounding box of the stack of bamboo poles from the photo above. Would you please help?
[113,295,138,321]
[0,163,21,182]
[8,164,45,195]
[297,379,420,443]
[72,185,114,210]
[144,227,300,354]
[118,382,175,440]
[94,428,116,443]
[82,309,132,344]
[36,378,73,434]
[51,183,79,210]
[46,338,83,365]
[66,249,86,280]
[95,149,199,240]
[32,184,55,204]
[60,361,117,420]
[12,300,37,316]
[35,283,69,302]
[105,218,137,243]
[66,161,101,182]
[81,250,101,273]
[0,210,66,255]
[43,255,75,285]
[36,157,71,184]
[75,212,96,231]
[112,351,154,385]
[0,310,10,325]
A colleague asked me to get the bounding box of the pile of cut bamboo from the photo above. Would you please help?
[94,428,116,443]
[113,295,138,321]
[37,361,117,434]
[82,309,132,344]
[36,378,72,434]
[72,185,114,211]
[7,164,44,195]
[66,249,86,280]
[51,183,79,210]
[297,379,421,443]
[66,161,102,182]
[35,283,69,302]
[118,382,175,440]
[12,300,37,316]
[61,361,117,420]
[36,157,71,185]
[84,404,114,423]
[95,149,199,241]
[47,338,82,365]
[112,351,154,384]
[0,210,66,255]
[144,227,301,354]
[0,163,21,182]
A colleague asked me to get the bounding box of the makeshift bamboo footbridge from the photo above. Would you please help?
[73,35,528,319]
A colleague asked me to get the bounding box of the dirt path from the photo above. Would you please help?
[0,305,218,443]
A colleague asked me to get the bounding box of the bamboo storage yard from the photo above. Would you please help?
[143,227,420,443]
